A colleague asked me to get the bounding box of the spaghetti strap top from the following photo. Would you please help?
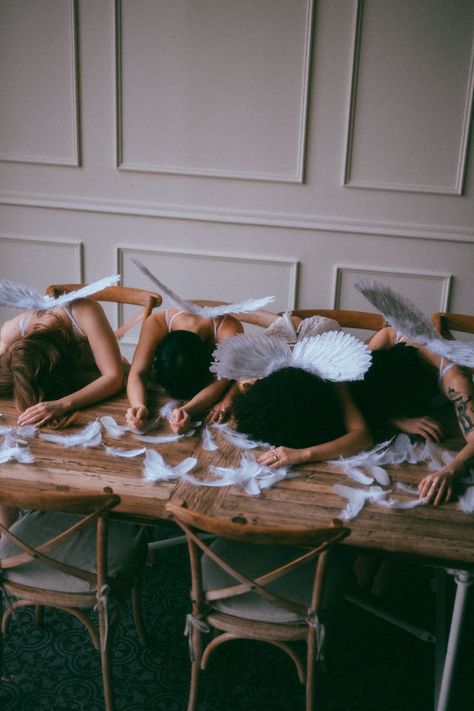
[439,357,455,381]
[17,303,86,341]
[165,309,228,338]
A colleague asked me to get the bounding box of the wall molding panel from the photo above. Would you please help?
[117,246,299,348]
[0,0,81,167]
[115,0,313,182]
[343,0,474,195]
[333,266,452,313]
[1,192,473,245]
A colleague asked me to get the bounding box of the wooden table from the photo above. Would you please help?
[1,393,473,711]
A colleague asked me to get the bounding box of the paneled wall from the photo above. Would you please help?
[1,0,473,357]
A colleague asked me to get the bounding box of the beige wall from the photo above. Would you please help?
[1,0,473,357]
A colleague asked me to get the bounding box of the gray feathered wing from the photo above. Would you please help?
[355,278,474,367]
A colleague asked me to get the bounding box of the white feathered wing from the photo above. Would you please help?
[0,274,120,311]
[355,278,474,367]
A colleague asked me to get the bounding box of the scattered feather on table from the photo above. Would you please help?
[100,416,128,438]
[183,454,289,496]
[0,443,35,464]
[332,484,387,520]
[202,426,219,451]
[105,446,146,458]
[159,400,181,421]
[143,449,197,482]
[457,486,474,514]
[135,430,195,444]
[211,422,262,449]
[39,420,102,448]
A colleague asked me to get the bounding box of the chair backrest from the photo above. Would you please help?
[0,487,120,589]
[46,284,162,339]
[286,309,386,332]
[432,312,474,341]
[166,502,350,616]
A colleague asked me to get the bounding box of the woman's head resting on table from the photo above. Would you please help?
[0,324,81,424]
[153,330,213,399]
[232,366,345,448]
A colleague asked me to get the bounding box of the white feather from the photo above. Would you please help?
[184,453,288,496]
[132,258,275,319]
[202,426,219,451]
[0,274,120,311]
[135,432,191,444]
[457,486,474,514]
[0,444,35,464]
[159,400,181,421]
[143,448,197,482]
[355,278,474,367]
[377,496,428,510]
[39,420,102,448]
[100,416,128,438]
[105,446,146,458]
[212,422,263,449]
[292,332,372,381]
[395,482,421,496]
[366,465,391,486]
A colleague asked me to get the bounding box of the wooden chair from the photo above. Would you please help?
[166,502,350,711]
[432,312,474,340]
[46,283,162,340]
[285,309,386,335]
[0,487,148,711]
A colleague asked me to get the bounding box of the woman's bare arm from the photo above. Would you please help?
[17,299,124,425]
[126,311,168,428]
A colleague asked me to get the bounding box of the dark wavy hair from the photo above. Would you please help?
[153,330,213,400]
[0,324,82,427]
[233,367,346,448]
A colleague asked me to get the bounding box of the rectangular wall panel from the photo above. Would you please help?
[117,247,298,353]
[0,0,80,166]
[0,236,82,323]
[344,0,474,194]
[116,0,313,181]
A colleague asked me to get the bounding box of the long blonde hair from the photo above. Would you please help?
[0,323,81,427]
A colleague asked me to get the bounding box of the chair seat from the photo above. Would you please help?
[0,511,147,593]
[202,539,341,625]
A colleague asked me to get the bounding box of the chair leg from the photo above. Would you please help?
[98,609,114,711]
[187,628,203,711]
[306,627,316,711]
[34,605,44,626]
[132,579,147,646]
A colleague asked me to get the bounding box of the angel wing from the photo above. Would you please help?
[0,274,120,312]
[355,278,474,367]
[292,331,372,381]
[132,258,275,318]
[211,333,292,380]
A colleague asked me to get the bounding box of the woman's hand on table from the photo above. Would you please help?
[126,405,149,431]
[390,416,443,441]
[418,468,455,506]
[170,407,192,434]
[258,446,305,469]
[17,399,67,427]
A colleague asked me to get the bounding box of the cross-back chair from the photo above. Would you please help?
[432,312,474,340]
[0,486,148,711]
[46,283,162,340]
[166,502,350,711]
[284,309,386,338]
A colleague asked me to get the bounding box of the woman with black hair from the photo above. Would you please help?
[126,306,243,433]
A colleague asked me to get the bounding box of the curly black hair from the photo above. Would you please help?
[153,330,213,400]
[232,366,346,448]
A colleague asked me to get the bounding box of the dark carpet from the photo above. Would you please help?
[1,526,472,711]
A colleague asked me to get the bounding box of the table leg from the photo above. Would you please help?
[435,569,473,711]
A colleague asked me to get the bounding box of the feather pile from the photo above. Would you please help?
[143,449,197,482]
[183,453,289,496]
[132,258,275,318]
[211,331,372,382]
[355,278,474,367]
[0,274,120,312]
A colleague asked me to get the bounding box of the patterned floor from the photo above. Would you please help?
[0,528,472,711]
